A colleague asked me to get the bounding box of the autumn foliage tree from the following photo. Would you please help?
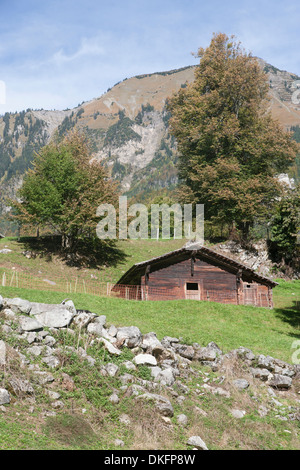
[12,131,119,252]
[168,33,298,241]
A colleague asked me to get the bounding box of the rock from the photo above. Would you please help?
[231,409,246,419]
[134,353,157,366]
[105,363,119,377]
[99,338,122,356]
[7,298,31,315]
[0,340,6,366]
[107,325,118,337]
[161,336,180,348]
[136,393,174,417]
[187,436,208,450]
[202,384,231,398]
[8,377,34,397]
[0,295,3,309]
[93,315,106,327]
[114,439,124,447]
[0,388,10,405]
[18,316,43,332]
[122,361,136,371]
[72,312,96,328]
[154,368,175,386]
[233,379,250,390]
[87,322,104,336]
[256,354,275,371]
[251,367,272,381]
[268,374,293,390]
[42,356,60,369]
[109,392,120,404]
[177,414,188,426]
[30,302,75,328]
[32,371,55,385]
[195,346,218,362]
[119,414,131,425]
[116,326,142,348]
[174,344,195,360]
[141,332,163,351]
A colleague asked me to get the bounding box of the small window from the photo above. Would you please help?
[246,284,251,288]
[186,282,199,291]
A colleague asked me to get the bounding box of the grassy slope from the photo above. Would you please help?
[0,238,300,451]
[0,236,299,362]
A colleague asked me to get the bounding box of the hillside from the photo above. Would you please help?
[1,60,300,235]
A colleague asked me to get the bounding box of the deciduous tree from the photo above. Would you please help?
[168,33,298,240]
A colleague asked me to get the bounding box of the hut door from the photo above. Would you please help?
[185,282,200,300]
[243,284,257,306]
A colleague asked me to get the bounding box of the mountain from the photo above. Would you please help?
[0,60,300,234]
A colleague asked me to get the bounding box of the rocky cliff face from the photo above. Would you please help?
[0,60,300,232]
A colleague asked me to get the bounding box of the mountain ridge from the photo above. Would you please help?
[0,59,300,233]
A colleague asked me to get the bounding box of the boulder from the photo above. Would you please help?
[30,302,75,328]
[0,340,6,366]
[0,295,3,310]
[7,298,31,315]
[195,346,218,362]
[134,353,157,366]
[136,392,174,417]
[116,326,142,348]
[0,388,10,405]
[233,379,250,390]
[141,332,163,351]
[187,436,208,450]
[99,338,121,356]
[18,315,43,332]
[268,374,293,390]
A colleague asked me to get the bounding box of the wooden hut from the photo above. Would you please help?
[113,243,277,307]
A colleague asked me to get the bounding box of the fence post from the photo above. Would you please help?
[2,272,6,287]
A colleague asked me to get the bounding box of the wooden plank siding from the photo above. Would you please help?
[112,245,277,308]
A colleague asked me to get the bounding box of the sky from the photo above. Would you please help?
[0,0,300,113]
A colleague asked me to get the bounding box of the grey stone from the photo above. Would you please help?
[268,374,293,390]
[154,368,175,386]
[8,377,34,396]
[114,439,124,447]
[109,392,120,404]
[195,346,218,362]
[251,367,272,381]
[177,413,188,426]
[0,340,6,366]
[136,392,174,417]
[231,409,246,419]
[134,353,157,366]
[256,354,275,371]
[0,388,10,405]
[187,436,208,450]
[43,356,60,369]
[7,298,31,315]
[122,361,136,371]
[141,332,163,351]
[108,325,118,337]
[87,322,104,336]
[105,363,119,377]
[117,326,142,348]
[233,378,250,390]
[30,302,74,328]
[19,315,43,332]
[72,312,96,328]
[0,295,3,310]
[99,338,122,356]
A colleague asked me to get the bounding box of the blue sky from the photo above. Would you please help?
[0,0,300,113]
